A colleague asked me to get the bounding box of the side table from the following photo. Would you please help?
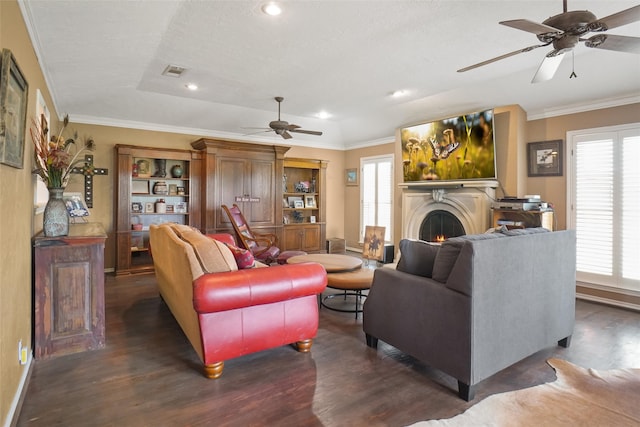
[33,223,107,359]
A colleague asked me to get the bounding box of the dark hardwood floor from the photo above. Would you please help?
[18,269,640,426]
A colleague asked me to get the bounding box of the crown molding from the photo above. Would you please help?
[527,95,640,121]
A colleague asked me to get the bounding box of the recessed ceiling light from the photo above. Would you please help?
[186,83,198,91]
[316,111,331,119]
[262,2,282,16]
[391,90,408,97]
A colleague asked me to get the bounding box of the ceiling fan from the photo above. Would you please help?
[457,1,640,83]
[248,97,323,140]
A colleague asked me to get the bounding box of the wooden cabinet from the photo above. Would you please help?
[115,145,202,275]
[282,158,327,252]
[191,138,289,236]
[33,223,107,359]
[491,209,554,231]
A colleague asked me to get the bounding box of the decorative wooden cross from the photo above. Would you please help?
[70,154,108,208]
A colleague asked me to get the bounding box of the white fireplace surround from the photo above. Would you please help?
[401,181,497,240]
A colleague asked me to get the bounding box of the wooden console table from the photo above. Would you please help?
[33,223,107,359]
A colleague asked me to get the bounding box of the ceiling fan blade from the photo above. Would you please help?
[585,34,640,54]
[290,129,323,136]
[457,44,548,72]
[531,53,565,83]
[281,130,292,139]
[592,5,640,31]
[500,19,562,35]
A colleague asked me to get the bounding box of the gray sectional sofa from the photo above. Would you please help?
[362,228,576,400]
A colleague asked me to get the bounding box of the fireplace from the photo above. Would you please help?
[401,181,496,241]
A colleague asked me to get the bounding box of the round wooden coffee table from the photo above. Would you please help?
[323,268,375,318]
[286,253,363,272]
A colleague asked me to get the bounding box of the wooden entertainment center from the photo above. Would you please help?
[114,139,328,274]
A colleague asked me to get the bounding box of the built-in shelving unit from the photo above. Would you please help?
[115,145,201,275]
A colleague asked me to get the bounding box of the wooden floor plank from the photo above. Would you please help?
[17,272,640,426]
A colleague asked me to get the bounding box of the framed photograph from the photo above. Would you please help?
[310,215,316,224]
[527,140,563,177]
[175,202,187,213]
[293,200,304,209]
[177,186,185,196]
[363,225,386,261]
[1,49,29,169]
[287,196,303,208]
[63,192,90,217]
[169,184,177,195]
[346,168,358,186]
[145,202,154,213]
[134,158,151,178]
[304,195,316,208]
[131,202,143,213]
[132,180,150,194]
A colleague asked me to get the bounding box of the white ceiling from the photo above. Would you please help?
[19,0,640,150]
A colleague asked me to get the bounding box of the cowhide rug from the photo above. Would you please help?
[411,358,640,427]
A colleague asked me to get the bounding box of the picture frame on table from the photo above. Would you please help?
[288,196,303,208]
[0,49,29,169]
[293,200,304,209]
[63,192,90,218]
[304,195,316,208]
[527,140,563,177]
[345,168,358,186]
[132,180,150,194]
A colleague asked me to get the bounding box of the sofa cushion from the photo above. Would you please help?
[397,239,440,278]
[179,229,238,273]
[432,233,506,283]
[224,243,256,269]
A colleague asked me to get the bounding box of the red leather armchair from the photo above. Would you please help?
[149,224,327,379]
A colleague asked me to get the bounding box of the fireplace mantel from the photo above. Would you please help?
[398,179,499,190]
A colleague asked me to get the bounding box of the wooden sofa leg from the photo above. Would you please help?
[296,339,313,353]
[458,381,475,401]
[365,333,378,349]
[558,335,572,348]
[203,361,224,379]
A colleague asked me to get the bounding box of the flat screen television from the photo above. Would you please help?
[401,109,496,182]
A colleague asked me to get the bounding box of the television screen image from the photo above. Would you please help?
[401,109,496,182]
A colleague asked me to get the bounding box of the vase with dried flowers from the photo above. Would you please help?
[30,114,95,236]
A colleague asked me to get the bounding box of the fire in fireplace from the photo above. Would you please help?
[419,210,465,242]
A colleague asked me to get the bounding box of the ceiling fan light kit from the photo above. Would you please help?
[457,2,640,82]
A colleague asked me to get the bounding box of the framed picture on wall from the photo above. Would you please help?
[345,168,358,186]
[0,49,29,169]
[527,140,563,177]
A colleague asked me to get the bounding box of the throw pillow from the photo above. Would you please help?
[224,243,256,269]
[179,230,238,273]
[396,239,440,278]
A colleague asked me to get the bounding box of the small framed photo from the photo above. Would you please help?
[175,202,187,213]
[527,140,563,177]
[165,204,174,213]
[177,186,186,196]
[145,202,154,213]
[169,184,178,195]
[288,196,303,208]
[293,200,304,209]
[346,168,358,186]
[132,180,150,194]
[63,192,90,217]
[131,202,143,213]
[310,215,316,223]
[304,195,316,208]
[134,158,151,178]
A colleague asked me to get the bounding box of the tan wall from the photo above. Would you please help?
[526,103,640,230]
[344,142,395,249]
[0,1,59,424]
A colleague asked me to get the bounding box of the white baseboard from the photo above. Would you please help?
[5,354,32,427]
[576,292,640,312]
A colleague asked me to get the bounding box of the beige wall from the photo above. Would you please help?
[0,1,60,424]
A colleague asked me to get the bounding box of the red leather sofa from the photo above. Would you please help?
[149,223,327,378]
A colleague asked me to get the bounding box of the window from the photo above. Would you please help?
[568,124,640,291]
[360,155,393,243]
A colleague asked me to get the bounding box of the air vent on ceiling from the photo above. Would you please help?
[162,64,186,78]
